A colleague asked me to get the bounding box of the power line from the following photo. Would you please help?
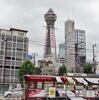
[29,39,99,53]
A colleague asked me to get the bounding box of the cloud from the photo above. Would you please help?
[0,0,99,61]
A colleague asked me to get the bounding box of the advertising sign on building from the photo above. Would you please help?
[75,90,85,97]
[67,90,75,97]
[29,90,45,97]
[95,91,99,97]
[50,28,56,49]
[50,28,56,65]
[49,87,56,98]
[86,90,95,97]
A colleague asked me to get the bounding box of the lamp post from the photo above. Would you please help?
[3,38,7,91]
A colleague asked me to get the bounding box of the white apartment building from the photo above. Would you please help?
[0,28,28,88]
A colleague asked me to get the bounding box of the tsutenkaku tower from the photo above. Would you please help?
[44,8,57,63]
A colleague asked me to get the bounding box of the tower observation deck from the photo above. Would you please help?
[44,8,57,64]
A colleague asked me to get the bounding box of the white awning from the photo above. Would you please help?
[56,76,63,83]
[66,77,75,84]
[85,78,99,84]
[74,78,88,85]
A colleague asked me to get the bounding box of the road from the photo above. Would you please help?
[0,96,21,100]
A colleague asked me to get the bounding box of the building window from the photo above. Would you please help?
[19,32,24,36]
[15,66,20,69]
[1,41,4,47]
[5,66,10,69]
[0,60,3,65]
[16,57,22,61]
[12,52,15,56]
[17,37,23,43]
[6,57,11,60]
[0,51,4,56]
[30,82,34,89]
[2,34,5,40]
[7,42,12,47]
[6,35,12,41]
[37,82,42,89]
[17,43,23,49]
[12,57,15,60]
[23,53,27,58]
[13,43,16,48]
[24,38,28,43]
[13,36,16,42]
[44,82,53,89]
[0,65,2,68]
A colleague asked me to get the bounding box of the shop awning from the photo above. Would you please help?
[85,78,99,84]
[66,77,75,84]
[55,76,63,83]
[60,76,68,83]
[74,77,88,85]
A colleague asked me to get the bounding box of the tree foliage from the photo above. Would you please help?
[18,59,35,87]
[58,64,67,76]
[82,63,92,74]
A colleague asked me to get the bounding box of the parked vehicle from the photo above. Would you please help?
[4,88,23,98]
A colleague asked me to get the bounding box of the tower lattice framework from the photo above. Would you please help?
[44,8,57,64]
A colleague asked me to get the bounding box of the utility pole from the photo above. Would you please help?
[32,53,38,66]
[75,43,80,73]
[3,39,7,91]
[92,44,96,73]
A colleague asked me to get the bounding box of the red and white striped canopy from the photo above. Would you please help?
[73,77,88,85]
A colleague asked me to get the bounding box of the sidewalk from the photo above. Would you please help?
[0,95,4,100]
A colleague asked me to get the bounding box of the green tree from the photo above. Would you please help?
[58,64,67,76]
[82,63,92,74]
[18,59,35,87]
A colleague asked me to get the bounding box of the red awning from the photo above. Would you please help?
[55,76,63,83]
[60,76,68,83]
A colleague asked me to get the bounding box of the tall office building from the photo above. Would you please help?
[44,8,57,65]
[75,29,86,67]
[65,20,86,72]
[65,19,75,72]
[59,43,66,65]
[0,28,28,86]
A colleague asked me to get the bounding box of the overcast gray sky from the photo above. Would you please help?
[0,0,99,61]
